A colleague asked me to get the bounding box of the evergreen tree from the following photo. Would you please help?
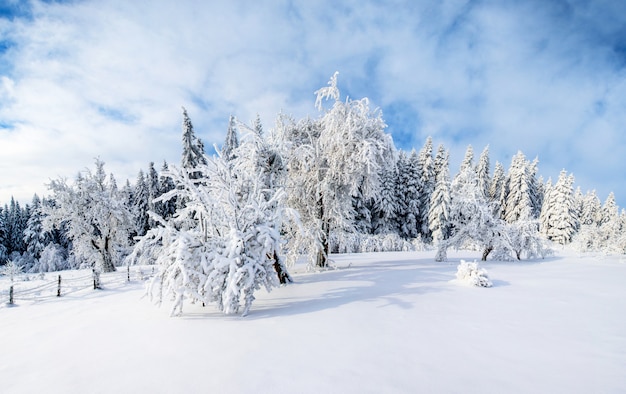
[541,170,578,245]
[475,145,490,198]
[489,161,506,218]
[416,138,434,238]
[459,145,474,174]
[579,190,602,226]
[0,206,7,263]
[23,194,48,261]
[395,150,421,239]
[372,164,398,234]
[253,113,263,136]
[222,114,239,161]
[181,107,207,176]
[503,151,534,224]
[428,146,451,242]
[156,161,177,220]
[133,170,150,237]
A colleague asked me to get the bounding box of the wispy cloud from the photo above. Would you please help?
[0,0,625,207]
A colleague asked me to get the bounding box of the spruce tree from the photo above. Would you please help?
[222,114,239,162]
[181,107,207,176]
[475,145,490,198]
[416,138,434,238]
[541,170,578,245]
[503,151,534,224]
[429,146,451,242]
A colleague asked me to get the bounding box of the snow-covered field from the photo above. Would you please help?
[2,249,625,393]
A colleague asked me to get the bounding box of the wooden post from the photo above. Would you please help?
[92,269,100,290]
[127,265,130,282]
[57,275,61,297]
[9,285,14,305]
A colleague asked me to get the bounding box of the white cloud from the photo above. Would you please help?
[0,0,625,207]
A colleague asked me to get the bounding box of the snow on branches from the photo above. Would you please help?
[128,149,288,316]
[455,260,492,288]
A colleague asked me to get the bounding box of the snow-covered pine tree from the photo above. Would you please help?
[396,150,421,239]
[43,159,134,272]
[146,162,160,228]
[502,151,535,224]
[489,161,505,217]
[581,190,602,226]
[371,163,398,234]
[428,145,451,242]
[155,161,177,220]
[597,192,621,251]
[459,145,474,174]
[22,195,48,262]
[416,137,434,238]
[222,114,239,162]
[475,145,490,199]
[541,170,578,245]
[128,152,287,316]
[4,197,28,257]
[253,113,263,136]
[278,72,395,267]
[394,152,413,238]
[0,206,7,263]
[133,170,150,238]
[181,107,207,177]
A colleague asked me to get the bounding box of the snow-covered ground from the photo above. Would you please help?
[1,249,625,393]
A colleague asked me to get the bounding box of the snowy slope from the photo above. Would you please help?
[1,250,625,393]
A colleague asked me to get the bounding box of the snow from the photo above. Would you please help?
[2,249,626,393]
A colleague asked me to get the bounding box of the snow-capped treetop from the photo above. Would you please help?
[180,107,207,173]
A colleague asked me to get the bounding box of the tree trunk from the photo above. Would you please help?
[481,246,493,261]
[272,251,292,284]
[315,193,330,268]
[100,236,116,273]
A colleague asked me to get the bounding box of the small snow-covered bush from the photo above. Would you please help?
[455,260,492,288]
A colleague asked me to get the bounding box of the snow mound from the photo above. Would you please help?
[455,260,492,287]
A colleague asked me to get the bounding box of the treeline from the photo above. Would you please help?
[0,73,624,276]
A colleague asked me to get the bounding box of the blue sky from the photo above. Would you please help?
[1,0,625,208]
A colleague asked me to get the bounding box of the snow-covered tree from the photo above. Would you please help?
[439,165,504,261]
[222,115,239,162]
[396,150,421,239]
[428,145,451,242]
[475,146,491,198]
[458,145,474,175]
[132,170,150,238]
[155,161,177,220]
[22,195,48,262]
[489,161,505,216]
[502,151,535,224]
[416,138,434,237]
[0,206,7,263]
[181,107,207,176]
[541,170,578,245]
[43,159,134,272]
[128,152,288,316]
[278,72,395,267]
[371,164,398,234]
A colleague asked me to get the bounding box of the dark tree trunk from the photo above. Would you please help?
[481,246,493,261]
[315,193,330,268]
[93,236,116,273]
[272,251,292,284]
